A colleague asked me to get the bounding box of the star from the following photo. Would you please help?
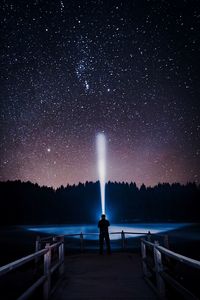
[85,80,89,91]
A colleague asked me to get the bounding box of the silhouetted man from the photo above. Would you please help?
[98,214,111,254]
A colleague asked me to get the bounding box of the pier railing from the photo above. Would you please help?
[35,231,169,252]
[0,236,64,300]
[141,238,200,299]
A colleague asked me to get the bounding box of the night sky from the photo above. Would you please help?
[0,0,200,188]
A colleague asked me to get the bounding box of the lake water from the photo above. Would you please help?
[26,223,200,259]
[0,223,199,266]
[28,223,189,240]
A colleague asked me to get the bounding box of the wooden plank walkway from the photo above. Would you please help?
[50,253,157,300]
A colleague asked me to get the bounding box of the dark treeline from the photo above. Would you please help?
[0,180,199,225]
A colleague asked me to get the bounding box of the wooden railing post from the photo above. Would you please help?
[35,236,41,264]
[154,241,165,298]
[35,235,41,252]
[141,240,148,277]
[43,243,51,300]
[164,235,169,249]
[121,230,125,250]
[80,232,84,252]
[59,236,64,275]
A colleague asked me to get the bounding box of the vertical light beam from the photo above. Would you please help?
[97,133,106,215]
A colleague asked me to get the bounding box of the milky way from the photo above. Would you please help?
[0,0,200,187]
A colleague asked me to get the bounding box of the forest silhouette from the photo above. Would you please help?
[0,180,199,225]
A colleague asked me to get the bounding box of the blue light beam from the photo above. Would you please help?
[97,133,106,215]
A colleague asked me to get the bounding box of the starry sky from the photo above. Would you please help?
[0,0,200,188]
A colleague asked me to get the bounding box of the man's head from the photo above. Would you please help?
[101,214,106,219]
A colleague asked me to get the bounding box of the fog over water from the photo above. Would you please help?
[28,223,189,240]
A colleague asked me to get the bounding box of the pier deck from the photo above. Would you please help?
[50,252,157,300]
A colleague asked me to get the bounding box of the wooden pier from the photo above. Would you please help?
[0,232,200,299]
[50,252,156,300]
